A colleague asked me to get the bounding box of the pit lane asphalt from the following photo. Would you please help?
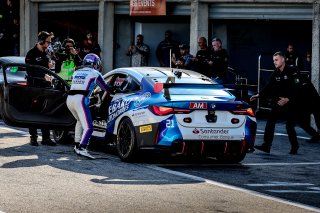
[0,119,319,213]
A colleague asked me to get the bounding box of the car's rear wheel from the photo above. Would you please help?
[116,117,137,162]
[52,130,69,144]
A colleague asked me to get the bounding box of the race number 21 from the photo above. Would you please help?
[166,119,174,128]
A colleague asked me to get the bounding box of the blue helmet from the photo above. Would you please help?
[82,53,101,70]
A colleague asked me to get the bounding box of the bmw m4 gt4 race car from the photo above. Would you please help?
[0,63,256,163]
[88,67,256,163]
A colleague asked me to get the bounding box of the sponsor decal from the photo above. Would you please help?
[108,97,134,122]
[190,102,207,109]
[192,128,233,140]
[93,120,107,128]
[192,128,229,134]
[134,92,151,107]
[193,128,200,134]
[132,111,146,117]
[139,125,152,133]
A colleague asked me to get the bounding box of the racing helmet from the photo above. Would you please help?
[82,53,102,71]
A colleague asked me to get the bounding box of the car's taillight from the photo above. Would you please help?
[232,108,255,117]
[149,106,192,116]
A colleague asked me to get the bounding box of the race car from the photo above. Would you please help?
[88,67,257,163]
[0,61,256,163]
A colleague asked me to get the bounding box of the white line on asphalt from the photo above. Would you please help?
[267,190,320,193]
[256,130,310,139]
[0,126,27,135]
[246,182,314,187]
[242,162,320,166]
[145,165,320,213]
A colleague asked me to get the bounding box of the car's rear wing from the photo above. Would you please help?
[154,77,226,100]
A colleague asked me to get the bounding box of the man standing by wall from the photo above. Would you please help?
[126,34,150,67]
[209,38,229,83]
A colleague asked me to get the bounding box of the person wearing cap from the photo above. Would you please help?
[209,38,229,83]
[172,43,196,71]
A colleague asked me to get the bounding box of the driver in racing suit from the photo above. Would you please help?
[67,53,111,159]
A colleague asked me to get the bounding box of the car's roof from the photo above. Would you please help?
[0,56,25,64]
[108,67,213,84]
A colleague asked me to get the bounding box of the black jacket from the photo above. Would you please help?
[259,65,300,108]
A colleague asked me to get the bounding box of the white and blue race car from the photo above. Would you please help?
[0,61,256,163]
[89,67,256,162]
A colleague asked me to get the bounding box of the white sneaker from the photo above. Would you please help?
[74,146,95,159]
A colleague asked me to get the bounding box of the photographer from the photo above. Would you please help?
[55,38,82,84]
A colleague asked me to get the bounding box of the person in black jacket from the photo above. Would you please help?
[25,31,56,146]
[209,38,229,84]
[250,51,301,154]
[294,74,320,143]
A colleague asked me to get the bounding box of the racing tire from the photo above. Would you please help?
[52,130,70,144]
[116,117,137,162]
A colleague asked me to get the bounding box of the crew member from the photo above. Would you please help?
[209,38,229,83]
[55,38,82,84]
[67,53,111,159]
[250,51,301,154]
[25,31,56,146]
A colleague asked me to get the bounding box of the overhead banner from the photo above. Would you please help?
[130,0,166,16]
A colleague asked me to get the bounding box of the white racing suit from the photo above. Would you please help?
[66,67,111,147]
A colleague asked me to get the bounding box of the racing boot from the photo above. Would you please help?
[254,143,271,154]
[30,136,39,146]
[41,138,57,146]
[74,144,95,159]
[289,145,299,155]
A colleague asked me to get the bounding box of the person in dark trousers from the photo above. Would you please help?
[295,74,320,143]
[209,38,229,84]
[25,31,56,146]
[250,51,301,154]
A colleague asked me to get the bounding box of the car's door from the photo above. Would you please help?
[0,63,76,129]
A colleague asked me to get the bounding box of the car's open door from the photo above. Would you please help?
[0,63,75,129]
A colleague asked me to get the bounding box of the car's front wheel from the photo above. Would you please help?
[116,117,137,162]
[52,130,69,144]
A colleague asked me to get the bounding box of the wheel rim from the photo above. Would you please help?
[118,122,133,157]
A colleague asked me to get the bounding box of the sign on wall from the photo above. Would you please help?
[130,0,166,16]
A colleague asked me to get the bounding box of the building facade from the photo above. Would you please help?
[20,0,320,91]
